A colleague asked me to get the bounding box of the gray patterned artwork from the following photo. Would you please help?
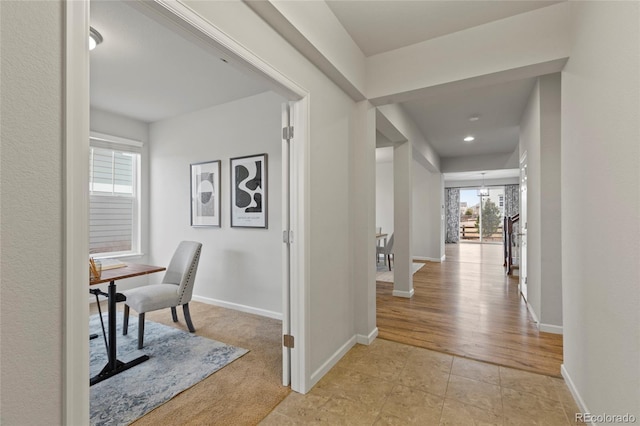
[445,188,460,243]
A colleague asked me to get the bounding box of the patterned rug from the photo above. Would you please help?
[90,312,248,426]
[376,262,425,282]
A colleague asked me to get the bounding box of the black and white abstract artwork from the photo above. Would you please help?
[191,160,221,227]
[230,154,267,228]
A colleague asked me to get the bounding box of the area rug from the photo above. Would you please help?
[90,312,248,426]
[376,262,425,282]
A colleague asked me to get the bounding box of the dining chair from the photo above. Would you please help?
[376,233,394,271]
[122,240,202,349]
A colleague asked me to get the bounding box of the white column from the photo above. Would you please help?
[351,100,378,342]
[393,141,414,298]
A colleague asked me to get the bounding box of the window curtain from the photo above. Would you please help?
[504,184,519,218]
[445,188,460,243]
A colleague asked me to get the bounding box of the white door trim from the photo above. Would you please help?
[288,97,310,393]
[63,1,90,424]
[64,0,311,420]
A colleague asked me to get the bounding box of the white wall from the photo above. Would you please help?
[350,100,377,343]
[520,81,542,320]
[444,177,519,188]
[0,1,64,423]
[366,2,571,103]
[538,74,562,329]
[413,161,443,261]
[440,151,518,174]
[375,160,394,236]
[519,75,563,331]
[378,157,444,262]
[149,91,284,317]
[561,1,640,417]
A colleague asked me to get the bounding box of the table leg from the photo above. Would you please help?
[90,280,149,386]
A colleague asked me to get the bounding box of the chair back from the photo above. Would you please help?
[162,241,202,304]
[384,234,394,255]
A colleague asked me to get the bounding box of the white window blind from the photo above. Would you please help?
[89,136,141,256]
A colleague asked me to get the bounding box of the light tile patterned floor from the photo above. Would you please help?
[261,339,583,425]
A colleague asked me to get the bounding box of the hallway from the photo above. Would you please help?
[377,243,563,377]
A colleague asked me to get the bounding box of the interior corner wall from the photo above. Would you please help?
[413,160,443,261]
[561,1,640,416]
[376,161,394,236]
[149,91,284,317]
[538,73,562,328]
[0,1,64,423]
[519,80,542,321]
[519,74,563,330]
[350,100,377,340]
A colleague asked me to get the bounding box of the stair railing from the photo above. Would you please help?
[503,214,520,275]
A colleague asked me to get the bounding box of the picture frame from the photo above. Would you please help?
[230,153,267,228]
[190,160,221,227]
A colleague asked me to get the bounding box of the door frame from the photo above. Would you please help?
[519,151,528,300]
[64,1,310,422]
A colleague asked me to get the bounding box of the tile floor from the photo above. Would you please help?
[261,339,583,425]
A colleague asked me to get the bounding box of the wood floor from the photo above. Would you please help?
[377,243,563,377]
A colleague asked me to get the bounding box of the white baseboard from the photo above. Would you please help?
[523,299,563,334]
[392,288,415,298]
[561,364,593,425]
[192,295,282,320]
[413,255,445,263]
[525,300,540,325]
[309,335,356,389]
[539,323,563,334]
[356,327,378,345]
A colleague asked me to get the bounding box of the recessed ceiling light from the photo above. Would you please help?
[89,27,103,51]
[469,115,480,122]
[464,136,475,142]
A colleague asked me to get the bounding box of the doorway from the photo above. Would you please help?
[64,0,309,421]
[459,186,505,244]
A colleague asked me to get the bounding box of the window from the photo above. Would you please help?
[89,133,142,256]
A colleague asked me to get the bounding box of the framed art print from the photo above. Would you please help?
[191,160,221,227]
[230,153,267,228]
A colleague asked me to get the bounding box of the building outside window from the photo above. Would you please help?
[89,134,142,257]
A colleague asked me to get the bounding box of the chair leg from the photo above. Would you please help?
[123,305,129,335]
[388,254,392,271]
[137,312,145,350]
[183,303,195,332]
[171,306,178,322]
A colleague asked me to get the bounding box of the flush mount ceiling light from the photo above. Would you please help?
[464,136,475,142]
[89,27,103,51]
[469,115,480,122]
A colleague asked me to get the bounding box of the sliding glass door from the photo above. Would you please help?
[459,187,505,243]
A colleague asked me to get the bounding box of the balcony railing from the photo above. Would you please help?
[460,224,503,242]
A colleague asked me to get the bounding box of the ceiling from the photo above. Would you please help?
[401,78,537,158]
[91,0,554,165]
[326,1,562,57]
[90,1,272,123]
[326,0,561,161]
